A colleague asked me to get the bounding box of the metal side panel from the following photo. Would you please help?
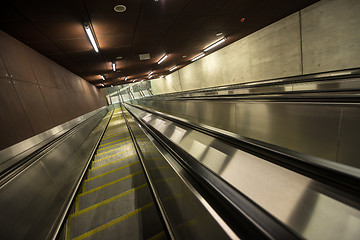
[0,106,106,173]
[234,101,341,161]
[124,108,235,240]
[125,104,360,240]
[337,106,360,168]
[127,99,360,168]
[0,108,110,239]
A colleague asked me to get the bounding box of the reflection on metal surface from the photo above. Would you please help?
[124,107,237,239]
[125,104,360,240]
[0,108,110,239]
[128,97,360,169]
[0,106,107,167]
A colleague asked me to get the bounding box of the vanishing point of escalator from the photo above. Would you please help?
[65,108,164,240]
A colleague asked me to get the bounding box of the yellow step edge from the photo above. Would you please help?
[95,137,148,154]
[79,170,143,197]
[86,161,139,182]
[72,202,154,240]
[98,136,131,148]
[95,142,134,157]
[90,154,137,171]
[70,183,147,218]
[148,231,166,240]
[101,132,128,140]
[100,132,129,143]
[92,148,135,165]
[96,138,132,152]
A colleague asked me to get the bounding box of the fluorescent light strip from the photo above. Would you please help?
[112,62,116,71]
[191,53,205,62]
[157,54,168,64]
[101,83,104,87]
[204,37,227,52]
[84,24,99,53]
[101,75,105,80]
[148,71,154,76]
[169,65,178,71]
[125,76,128,81]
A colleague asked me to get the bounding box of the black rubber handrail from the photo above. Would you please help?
[124,103,303,240]
[0,108,109,187]
[125,103,360,201]
[139,68,360,100]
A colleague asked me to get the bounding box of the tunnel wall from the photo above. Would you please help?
[147,0,360,94]
[0,30,107,151]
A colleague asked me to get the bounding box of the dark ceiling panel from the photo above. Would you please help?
[34,20,86,40]
[0,0,319,87]
[92,17,137,38]
[0,21,47,44]
[182,0,228,16]
[55,39,92,53]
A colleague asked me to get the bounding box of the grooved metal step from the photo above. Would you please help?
[65,108,164,240]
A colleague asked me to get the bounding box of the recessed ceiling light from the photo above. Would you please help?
[83,23,99,53]
[191,53,205,62]
[169,65,178,71]
[182,55,187,58]
[114,5,126,13]
[157,54,168,64]
[216,32,223,36]
[116,56,123,60]
[204,37,227,52]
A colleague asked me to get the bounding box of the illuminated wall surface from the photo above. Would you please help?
[147,0,360,94]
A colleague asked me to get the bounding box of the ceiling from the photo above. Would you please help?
[0,0,318,88]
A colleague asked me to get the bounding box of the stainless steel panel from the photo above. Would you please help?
[234,101,341,161]
[0,108,109,239]
[127,105,360,240]
[0,106,106,167]
[0,161,65,239]
[12,80,55,134]
[337,106,360,168]
[130,99,343,162]
[0,78,34,150]
[125,112,234,239]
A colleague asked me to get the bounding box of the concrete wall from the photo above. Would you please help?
[145,0,360,94]
[0,30,107,150]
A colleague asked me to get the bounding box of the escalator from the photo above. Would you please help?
[63,108,165,240]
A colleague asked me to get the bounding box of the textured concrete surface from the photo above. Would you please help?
[148,0,359,95]
[302,0,360,74]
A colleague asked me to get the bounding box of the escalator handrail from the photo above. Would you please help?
[125,103,360,200]
[0,107,109,187]
[124,103,304,240]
